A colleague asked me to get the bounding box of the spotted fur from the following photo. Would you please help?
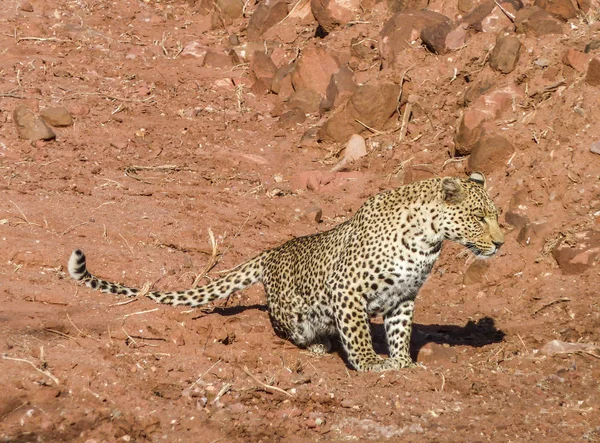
[69,172,504,372]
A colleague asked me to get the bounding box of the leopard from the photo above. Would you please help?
[68,171,504,372]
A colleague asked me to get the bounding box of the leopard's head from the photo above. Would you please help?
[439,172,504,257]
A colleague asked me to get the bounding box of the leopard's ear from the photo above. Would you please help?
[468,171,486,188]
[441,177,465,204]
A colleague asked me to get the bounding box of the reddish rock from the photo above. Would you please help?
[489,34,521,74]
[288,89,322,114]
[291,47,340,97]
[463,66,496,106]
[467,134,515,174]
[505,189,529,230]
[318,83,400,142]
[591,140,600,155]
[553,230,600,274]
[13,106,56,141]
[247,0,289,41]
[416,342,457,364]
[271,63,295,96]
[40,106,73,127]
[320,65,357,112]
[585,57,600,86]
[403,165,436,184]
[421,22,468,54]
[215,0,244,19]
[455,85,523,154]
[18,1,34,12]
[311,0,361,32]
[181,41,209,60]
[301,206,323,223]
[517,221,551,247]
[279,108,306,128]
[534,0,579,20]
[203,51,234,69]
[562,49,590,73]
[463,259,490,285]
[250,51,277,81]
[463,0,522,33]
[515,6,563,35]
[343,134,367,161]
[388,0,429,13]
[379,10,451,67]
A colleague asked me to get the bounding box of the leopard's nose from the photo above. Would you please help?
[492,239,504,249]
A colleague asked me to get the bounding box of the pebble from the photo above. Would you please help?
[40,106,74,127]
[344,134,367,162]
[591,141,600,155]
[13,106,56,141]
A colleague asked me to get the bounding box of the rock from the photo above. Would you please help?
[251,77,272,95]
[534,0,578,20]
[403,165,436,184]
[591,141,600,155]
[467,134,515,174]
[416,342,457,364]
[13,106,56,141]
[454,85,523,154]
[462,0,522,33]
[69,104,90,117]
[301,206,323,223]
[585,40,600,53]
[489,34,521,74]
[585,57,600,86]
[288,89,322,114]
[247,0,289,41]
[540,340,600,356]
[379,11,451,67]
[421,21,468,54]
[552,230,600,274]
[388,0,429,12]
[310,0,361,32]
[517,221,550,247]
[18,1,34,12]
[463,259,490,285]
[320,66,357,112]
[463,66,496,106]
[318,83,400,142]
[215,0,244,19]
[204,51,234,69]
[505,190,529,230]
[181,41,209,60]
[291,47,340,97]
[40,106,74,127]
[562,49,590,73]
[271,63,295,96]
[515,6,563,35]
[344,134,367,161]
[299,127,320,148]
[279,108,306,128]
[250,51,277,82]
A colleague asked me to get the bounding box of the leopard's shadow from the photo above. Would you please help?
[371,317,506,359]
[206,305,504,362]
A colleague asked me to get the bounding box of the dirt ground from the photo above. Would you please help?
[1,0,600,441]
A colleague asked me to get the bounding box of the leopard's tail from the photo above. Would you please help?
[68,249,265,307]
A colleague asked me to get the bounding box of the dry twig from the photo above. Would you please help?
[2,355,59,385]
[242,366,293,397]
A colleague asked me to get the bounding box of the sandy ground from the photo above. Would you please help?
[1,0,600,441]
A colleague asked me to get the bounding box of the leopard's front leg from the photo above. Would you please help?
[384,300,416,368]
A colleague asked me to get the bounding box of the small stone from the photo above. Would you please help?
[585,57,600,86]
[302,206,323,223]
[215,0,244,19]
[344,134,367,162]
[247,0,289,41]
[18,1,34,12]
[180,41,209,60]
[417,342,457,363]
[291,47,341,97]
[421,21,468,54]
[515,6,563,35]
[409,423,424,434]
[463,259,490,285]
[534,0,578,20]
[39,106,74,127]
[505,189,529,230]
[591,141,600,155]
[278,108,306,128]
[517,221,550,247]
[13,106,56,141]
[552,230,600,274]
[388,0,429,13]
[311,0,361,32]
[320,65,357,113]
[489,34,521,74]
[562,49,590,73]
[203,51,234,69]
[467,134,515,174]
[288,89,322,114]
[250,51,277,82]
